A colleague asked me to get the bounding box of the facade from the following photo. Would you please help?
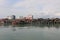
[19,16,23,19]
[6,16,11,19]
[11,15,16,20]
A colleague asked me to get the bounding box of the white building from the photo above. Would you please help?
[19,16,24,19]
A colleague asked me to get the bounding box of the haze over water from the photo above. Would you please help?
[0,24,60,40]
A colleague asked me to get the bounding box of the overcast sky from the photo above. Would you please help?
[0,0,60,18]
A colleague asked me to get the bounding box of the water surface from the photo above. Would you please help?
[0,24,60,40]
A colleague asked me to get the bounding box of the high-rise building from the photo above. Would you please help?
[11,15,16,20]
[19,16,23,19]
[26,15,33,20]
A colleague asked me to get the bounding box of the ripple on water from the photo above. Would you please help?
[0,26,60,40]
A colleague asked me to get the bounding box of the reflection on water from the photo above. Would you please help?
[1,23,60,28]
[0,24,60,40]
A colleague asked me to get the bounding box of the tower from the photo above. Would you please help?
[11,15,16,20]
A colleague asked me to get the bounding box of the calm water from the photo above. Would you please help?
[0,24,60,40]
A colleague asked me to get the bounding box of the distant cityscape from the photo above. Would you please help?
[0,15,60,26]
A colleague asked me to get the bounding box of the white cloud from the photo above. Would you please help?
[0,0,6,6]
[12,0,60,18]
[0,0,60,18]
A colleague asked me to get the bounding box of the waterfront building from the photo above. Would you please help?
[26,15,33,20]
[11,15,16,20]
[6,16,11,19]
[19,16,24,19]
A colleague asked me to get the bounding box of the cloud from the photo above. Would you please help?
[0,0,60,18]
[0,0,6,6]
[13,0,60,17]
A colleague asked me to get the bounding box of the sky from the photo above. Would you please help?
[0,0,60,18]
